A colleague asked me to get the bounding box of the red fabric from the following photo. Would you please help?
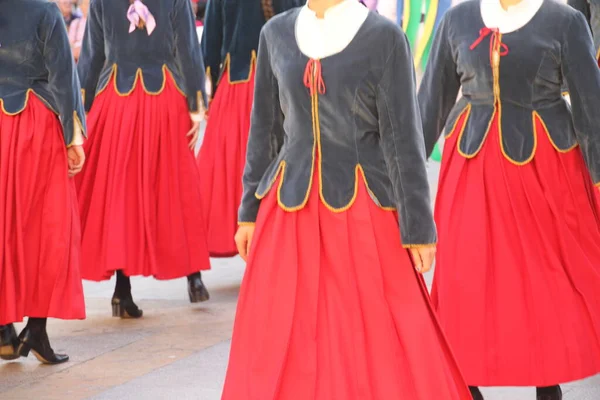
[75,75,211,281]
[432,111,600,386]
[0,96,85,325]
[196,67,255,257]
[222,168,471,399]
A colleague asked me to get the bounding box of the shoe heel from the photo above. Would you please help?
[17,342,31,358]
[112,302,123,318]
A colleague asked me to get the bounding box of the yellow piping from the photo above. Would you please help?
[0,89,58,116]
[533,110,578,153]
[254,60,396,213]
[445,103,471,139]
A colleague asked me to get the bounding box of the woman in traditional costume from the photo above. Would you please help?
[220,1,472,398]
[76,0,211,318]
[196,0,303,257]
[0,0,86,364]
[419,0,600,399]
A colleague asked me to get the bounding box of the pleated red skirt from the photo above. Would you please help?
[196,67,255,257]
[222,167,471,399]
[432,112,600,386]
[0,96,85,325]
[75,75,211,281]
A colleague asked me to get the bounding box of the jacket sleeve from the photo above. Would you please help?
[377,28,437,248]
[567,0,592,25]
[201,0,223,95]
[238,28,283,224]
[42,3,87,146]
[172,0,208,114]
[77,0,105,112]
[417,14,461,157]
[562,11,600,185]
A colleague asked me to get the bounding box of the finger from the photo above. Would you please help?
[410,249,424,273]
[421,251,434,273]
[236,237,248,261]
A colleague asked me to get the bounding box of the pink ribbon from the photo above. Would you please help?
[127,0,156,35]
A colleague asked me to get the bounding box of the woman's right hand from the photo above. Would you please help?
[235,225,255,261]
[67,145,86,177]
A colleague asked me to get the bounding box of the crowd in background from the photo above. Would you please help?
[51,0,208,62]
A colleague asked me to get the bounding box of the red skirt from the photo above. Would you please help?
[75,75,211,281]
[0,96,85,325]
[196,67,255,257]
[432,112,600,386]
[222,169,471,399]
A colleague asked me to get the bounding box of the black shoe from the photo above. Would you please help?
[111,296,143,318]
[17,327,68,364]
[0,324,19,361]
[537,385,562,400]
[469,386,484,400]
[188,273,210,303]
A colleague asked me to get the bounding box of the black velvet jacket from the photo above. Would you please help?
[0,0,86,145]
[78,0,207,113]
[238,10,436,248]
[419,0,600,184]
[202,0,304,93]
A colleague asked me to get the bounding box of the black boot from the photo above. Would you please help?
[17,318,68,364]
[187,272,210,303]
[469,386,484,400]
[537,385,562,400]
[111,270,143,318]
[0,324,19,360]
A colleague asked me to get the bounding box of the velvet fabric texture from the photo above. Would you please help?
[0,0,86,145]
[77,0,207,114]
[201,0,304,92]
[419,1,600,184]
[239,10,435,247]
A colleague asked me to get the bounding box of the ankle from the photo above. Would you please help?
[536,385,562,400]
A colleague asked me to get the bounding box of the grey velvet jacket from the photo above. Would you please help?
[568,0,600,55]
[419,0,600,185]
[238,9,436,247]
[0,0,86,145]
[78,0,206,113]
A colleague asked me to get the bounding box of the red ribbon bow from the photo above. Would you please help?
[303,59,326,96]
[470,27,509,59]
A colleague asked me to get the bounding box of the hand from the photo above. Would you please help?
[187,120,201,150]
[67,145,86,177]
[235,225,255,262]
[409,245,436,274]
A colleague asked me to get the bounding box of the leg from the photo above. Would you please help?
[111,270,143,318]
[537,385,562,400]
[0,324,19,360]
[17,318,68,364]
[187,272,210,303]
[469,386,484,400]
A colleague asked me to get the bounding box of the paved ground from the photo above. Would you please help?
[1,144,599,399]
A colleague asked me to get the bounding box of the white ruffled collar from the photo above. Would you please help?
[480,0,544,33]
